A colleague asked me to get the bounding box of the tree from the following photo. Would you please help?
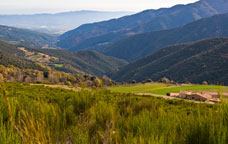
[146,79,153,83]
[131,80,136,84]
[65,81,72,87]
[43,71,49,78]
[0,73,4,82]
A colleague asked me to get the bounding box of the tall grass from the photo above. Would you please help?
[0,82,228,143]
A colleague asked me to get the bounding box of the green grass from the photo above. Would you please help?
[109,83,169,93]
[1,82,228,143]
[51,56,59,61]
[109,83,228,95]
[53,64,64,68]
[30,55,41,60]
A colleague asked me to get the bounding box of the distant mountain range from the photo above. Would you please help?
[109,38,228,85]
[57,0,228,51]
[102,13,228,62]
[0,11,133,34]
[0,25,57,48]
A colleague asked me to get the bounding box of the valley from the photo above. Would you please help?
[1,0,228,143]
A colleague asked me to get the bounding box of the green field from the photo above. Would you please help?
[109,83,228,95]
[53,64,64,68]
[109,83,169,93]
[30,55,41,60]
[51,56,59,61]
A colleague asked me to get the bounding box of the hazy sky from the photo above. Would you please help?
[0,0,199,14]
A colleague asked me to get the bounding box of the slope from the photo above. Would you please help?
[103,13,228,62]
[28,48,128,76]
[0,41,44,70]
[109,38,228,85]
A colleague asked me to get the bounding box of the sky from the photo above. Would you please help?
[0,0,199,14]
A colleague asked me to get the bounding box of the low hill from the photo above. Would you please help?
[0,25,57,48]
[0,41,44,70]
[103,13,228,62]
[0,40,127,76]
[25,48,128,76]
[0,40,106,86]
[58,0,228,51]
[109,38,228,85]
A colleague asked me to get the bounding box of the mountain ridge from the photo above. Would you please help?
[102,13,228,62]
[57,0,228,50]
[109,37,228,85]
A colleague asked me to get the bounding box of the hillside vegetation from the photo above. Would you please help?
[0,25,57,48]
[57,0,228,51]
[0,41,45,70]
[109,38,228,84]
[1,83,228,143]
[29,48,128,76]
[103,13,228,61]
[0,40,127,77]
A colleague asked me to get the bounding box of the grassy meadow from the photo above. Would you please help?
[1,82,228,143]
[109,83,228,95]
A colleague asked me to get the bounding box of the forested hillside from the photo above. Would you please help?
[0,41,44,70]
[109,38,228,85]
[57,0,228,51]
[103,13,228,61]
[0,39,127,77]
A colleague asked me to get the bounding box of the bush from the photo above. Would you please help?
[146,79,153,83]
[159,77,170,83]
[203,81,208,85]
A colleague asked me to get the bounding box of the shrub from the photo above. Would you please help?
[203,81,208,85]
[159,77,170,83]
[146,79,153,83]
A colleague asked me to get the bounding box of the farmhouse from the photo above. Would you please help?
[167,91,221,103]
[180,91,211,101]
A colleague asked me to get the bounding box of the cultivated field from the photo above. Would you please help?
[109,83,228,95]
